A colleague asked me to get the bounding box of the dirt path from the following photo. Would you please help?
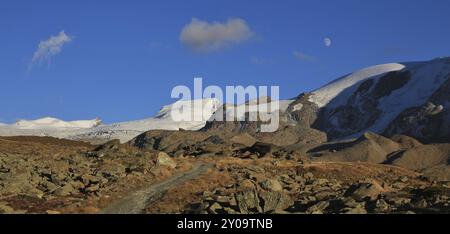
[99,163,214,214]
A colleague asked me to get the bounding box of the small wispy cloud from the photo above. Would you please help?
[293,51,317,62]
[180,18,253,53]
[28,31,73,72]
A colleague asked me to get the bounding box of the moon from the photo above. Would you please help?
[324,37,332,47]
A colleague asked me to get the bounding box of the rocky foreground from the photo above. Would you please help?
[0,131,449,214]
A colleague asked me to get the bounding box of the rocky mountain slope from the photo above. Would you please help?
[1,134,449,214]
[1,57,449,144]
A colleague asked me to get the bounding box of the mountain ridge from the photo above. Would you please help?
[0,57,449,143]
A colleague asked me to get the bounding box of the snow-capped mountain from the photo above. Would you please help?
[300,57,450,142]
[0,57,449,143]
[309,63,407,108]
[13,117,102,129]
[0,98,221,143]
[202,57,450,143]
[73,98,221,142]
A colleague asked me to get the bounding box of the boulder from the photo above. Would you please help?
[374,199,390,213]
[156,152,177,169]
[306,201,330,214]
[259,179,283,192]
[53,183,76,196]
[207,202,223,214]
[347,180,386,201]
[258,191,293,213]
[235,190,262,214]
[341,197,363,208]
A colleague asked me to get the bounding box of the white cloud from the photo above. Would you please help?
[180,18,253,53]
[29,31,72,70]
[293,51,317,62]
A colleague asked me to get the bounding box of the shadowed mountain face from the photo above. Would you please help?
[321,59,450,142]
[201,58,450,144]
[384,77,450,143]
[312,70,413,139]
[307,58,450,142]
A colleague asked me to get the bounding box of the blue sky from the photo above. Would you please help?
[1,0,449,123]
